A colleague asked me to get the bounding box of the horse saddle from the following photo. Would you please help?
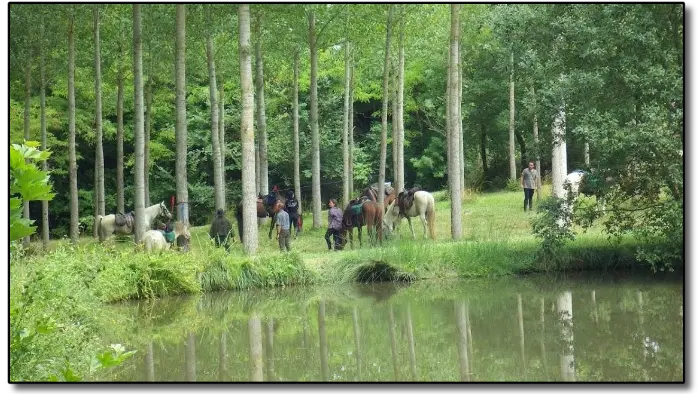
[350,201,364,216]
[265,193,277,207]
[115,211,135,228]
[367,183,395,201]
[160,230,176,243]
[398,187,422,215]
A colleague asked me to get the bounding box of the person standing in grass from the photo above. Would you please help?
[210,209,233,251]
[520,161,539,212]
[276,207,292,252]
[325,198,343,251]
[285,190,301,237]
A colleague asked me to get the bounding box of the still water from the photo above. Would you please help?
[97,271,683,382]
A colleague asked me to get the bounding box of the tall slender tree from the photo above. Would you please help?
[293,49,302,214]
[206,5,224,211]
[449,4,463,239]
[93,5,105,238]
[396,9,406,193]
[349,54,355,198]
[254,11,269,195]
[378,5,393,207]
[458,40,465,192]
[116,36,125,214]
[531,84,542,201]
[22,41,32,247]
[239,4,258,255]
[308,9,322,228]
[68,6,79,243]
[219,82,226,208]
[40,13,49,247]
[133,4,146,243]
[342,20,351,207]
[144,54,152,206]
[509,50,517,180]
[175,4,189,225]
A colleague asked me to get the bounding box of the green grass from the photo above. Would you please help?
[17,186,664,298]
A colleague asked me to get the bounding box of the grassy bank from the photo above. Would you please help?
[11,188,677,381]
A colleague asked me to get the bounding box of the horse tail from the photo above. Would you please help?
[427,194,436,240]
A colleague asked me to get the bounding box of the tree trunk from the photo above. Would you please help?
[68,7,79,243]
[206,11,224,211]
[551,102,567,199]
[254,13,269,195]
[133,4,146,243]
[219,82,226,208]
[265,318,275,381]
[255,136,261,194]
[308,10,322,228]
[509,50,516,180]
[239,4,258,255]
[532,85,541,201]
[116,58,125,214]
[584,141,590,167]
[218,331,228,381]
[449,4,462,239]
[388,305,400,380]
[378,5,393,207]
[293,49,302,214]
[392,68,398,188]
[248,314,263,381]
[23,61,31,247]
[352,307,362,379]
[342,31,351,207]
[349,56,355,197]
[144,341,155,381]
[185,332,196,381]
[456,300,470,381]
[406,304,417,380]
[94,5,105,225]
[144,58,152,207]
[459,39,465,192]
[40,16,49,247]
[397,14,405,193]
[318,301,330,381]
[557,291,576,381]
[445,50,452,188]
[480,123,488,175]
[517,294,526,378]
[175,4,189,225]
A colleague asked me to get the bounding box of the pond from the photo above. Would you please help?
[97,271,683,382]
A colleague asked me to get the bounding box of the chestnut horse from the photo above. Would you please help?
[340,199,384,249]
[236,191,285,242]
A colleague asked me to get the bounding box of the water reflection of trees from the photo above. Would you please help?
[100,277,682,382]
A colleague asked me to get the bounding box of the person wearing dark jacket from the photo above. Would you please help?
[285,190,301,237]
[210,209,233,251]
[325,199,344,251]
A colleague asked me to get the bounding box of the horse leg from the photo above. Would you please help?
[268,213,276,239]
[406,216,417,240]
[358,226,362,247]
[419,212,428,239]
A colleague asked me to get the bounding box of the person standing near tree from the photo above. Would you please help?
[210,209,233,251]
[325,198,343,251]
[520,161,539,212]
[275,206,291,252]
[285,190,301,237]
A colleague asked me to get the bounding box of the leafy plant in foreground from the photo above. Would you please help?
[9,141,55,248]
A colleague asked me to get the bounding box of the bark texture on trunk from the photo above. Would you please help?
[40,16,49,247]
[378,5,393,207]
[509,50,517,180]
[254,13,269,195]
[133,4,146,243]
[68,8,79,243]
[293,50,302,214]
[396,15,406,193]
[309,10,322,228]
[175,4,189,225]
[206,17,224,211]
[449,4,463,239]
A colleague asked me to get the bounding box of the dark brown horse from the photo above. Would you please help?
[340,198,384,249]
[236,191,285,241]
[362,184,397,211]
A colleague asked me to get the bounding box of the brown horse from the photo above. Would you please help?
[236,191,285,241]
[362,184,397,211]
[341,199,384,249]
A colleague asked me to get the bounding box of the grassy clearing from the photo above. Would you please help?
[17,186,659,295]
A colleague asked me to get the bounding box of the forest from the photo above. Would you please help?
[10,3,682,260]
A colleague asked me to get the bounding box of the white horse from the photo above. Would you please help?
[564,170,607,212]
[97,201,172,242]
[143,221,191,253]
[383,190,436,240]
